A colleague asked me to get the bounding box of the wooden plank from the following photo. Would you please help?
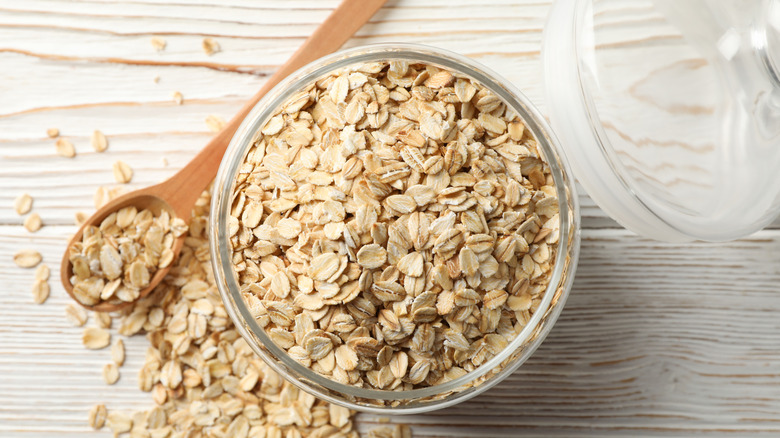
[0,0,618,229]
[2,0,780,436]
[2,227,780,436]
[1,0,772,230]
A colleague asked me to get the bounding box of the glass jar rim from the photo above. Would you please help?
[209,43,580,413]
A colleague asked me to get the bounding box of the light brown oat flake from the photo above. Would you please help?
[55,138,76,158]
[13,249,42,268]
[202,37,221,55]
[170,217,188,237]
[112,160,133,184]
[88,403,107,429]
[356,244,387,269]
[32,280,49,304]
[65,303,88,327]
[106,411,132,435]
[172,91,183,105]
[82,327,111,350]
[150,36,166,51]
[35,263,50,282]
[91,185,127,210]
[103,362,120,384]
[111,338,125,366]
[91,130,108,152]
[74,211,88,226]
[95,311,112,329]
[14,193,32,215]
[205,114,226,133]
[46,128,59,138]
[23,213,42,232]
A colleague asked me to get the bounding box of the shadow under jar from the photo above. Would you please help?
[210,44,580,414]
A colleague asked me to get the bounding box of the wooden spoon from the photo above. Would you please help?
[61,0,388,312]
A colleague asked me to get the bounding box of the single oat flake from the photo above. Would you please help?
[32,280,50,304]
[46,128,59,138]
[103,362,120,385]
[150,37,166,51]
[205,115,226,133]
[106,411,132,435]
[65,303,88,327]
[91,130,108,152]
[111,338,125,366]
[13,249,42,268]
[35,264,50,281]
[14,193,32,215]
[201,37,220,55]
[82,327,111,350]
[95,311,112,329]
[74,211,88,226]
[88,403,107,429]
[55,138,76,158]
[112,160,133,184]
[23,213,42,232]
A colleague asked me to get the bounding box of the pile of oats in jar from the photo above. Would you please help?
[229,60,560,391]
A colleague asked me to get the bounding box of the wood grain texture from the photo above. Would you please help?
[3,227,780,437]
[2,1,780,437]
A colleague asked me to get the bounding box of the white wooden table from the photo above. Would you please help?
[2,1,780,436]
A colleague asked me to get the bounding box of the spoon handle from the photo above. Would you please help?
[162,0,388,216]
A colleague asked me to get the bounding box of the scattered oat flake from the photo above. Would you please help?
[93,186,109,209]
[13,250,42,268]
[65,303,88,327]
[46,128,59,138]
[91,130,108,152]
[112,160,133,184]
[103,362,120,385]
[205,115,226,133]
[14,193,32,215]
[23,213,42,232]
[74,211,88,226]
[88,404,107,430]
[35,264,50,281]
[55,138,76,158]
[106,411,132,435]
[150,37,166,51]
[161,157,168,167]
[112,338,125,366]
[32,280,50,304]
[82,327,111,349]
[201,37,220,55]
[172,91,183,105]
[95,311,112,329]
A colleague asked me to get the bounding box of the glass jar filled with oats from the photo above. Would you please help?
[210,44,579,413]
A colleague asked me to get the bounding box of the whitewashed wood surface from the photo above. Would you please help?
[2,1,780,437]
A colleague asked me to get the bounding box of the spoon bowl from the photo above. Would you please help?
[60,189,187,312]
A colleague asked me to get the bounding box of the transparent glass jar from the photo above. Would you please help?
[209,44,580,414]
[544,0,780,242]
